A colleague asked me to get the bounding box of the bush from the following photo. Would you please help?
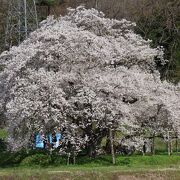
[0,139,7,152]
[0,149,64,167]
[0,149,28,167]
[50,154,67,166]
[21,154,51,167]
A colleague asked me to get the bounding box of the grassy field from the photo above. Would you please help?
[0,167,180,180]
[0,155,180,180]
[0,165,180,180]
[1,130,180,179]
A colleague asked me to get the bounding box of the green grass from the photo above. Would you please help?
[1,134,180,179]
[1,155,180,179]
[0,153,180,179]
[78,155,180,169]
[0,162,180,180]
[1,148,180,168]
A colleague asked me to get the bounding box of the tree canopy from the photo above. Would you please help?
[0,6,179,153]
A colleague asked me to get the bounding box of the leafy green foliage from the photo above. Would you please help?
[0,129,7,139]
[0,129,8,152]
[0,139,7,152]
[0,149,27,167]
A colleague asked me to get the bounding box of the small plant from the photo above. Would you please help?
[0,129,8,139]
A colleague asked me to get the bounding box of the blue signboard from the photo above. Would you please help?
[35,134,44,148]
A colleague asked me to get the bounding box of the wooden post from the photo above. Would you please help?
[67,152,70,165]
[167,131,171,156]
[109,128,115,165]
[176,133,178,153]
[73,156,76,165]
[176,138,178,153]
[170,139,173,155]
[73,151,76,165]
[151,133,155,155]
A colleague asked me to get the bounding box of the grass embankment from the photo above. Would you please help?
[0,155,180,180]
[1,130,180,179]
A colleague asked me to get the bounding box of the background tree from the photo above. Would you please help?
[0,0,7,53]
[0,0,179,82]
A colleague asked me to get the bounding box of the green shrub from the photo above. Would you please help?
[0,139,7,152]
[50,154,67,166]
[0,129,8,139]
[21,154,51,167]
[0,149,28,167]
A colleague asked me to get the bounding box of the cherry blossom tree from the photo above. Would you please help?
[0,6,179,155]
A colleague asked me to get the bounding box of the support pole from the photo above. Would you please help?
[151,133,155,155]
[176,133,178,153]
[168,131,171,156]
[109,128,115,165]
[73,155,76,165]
[176,138,178,153]
[67,153,70,165]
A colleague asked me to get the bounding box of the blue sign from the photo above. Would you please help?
[35,134,44,148]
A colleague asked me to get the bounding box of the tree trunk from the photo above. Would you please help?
[88,141,95,157]
[109,128,115,165]
[95,0,98,9]
[105,137,111,154]
[47,5,51,15]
